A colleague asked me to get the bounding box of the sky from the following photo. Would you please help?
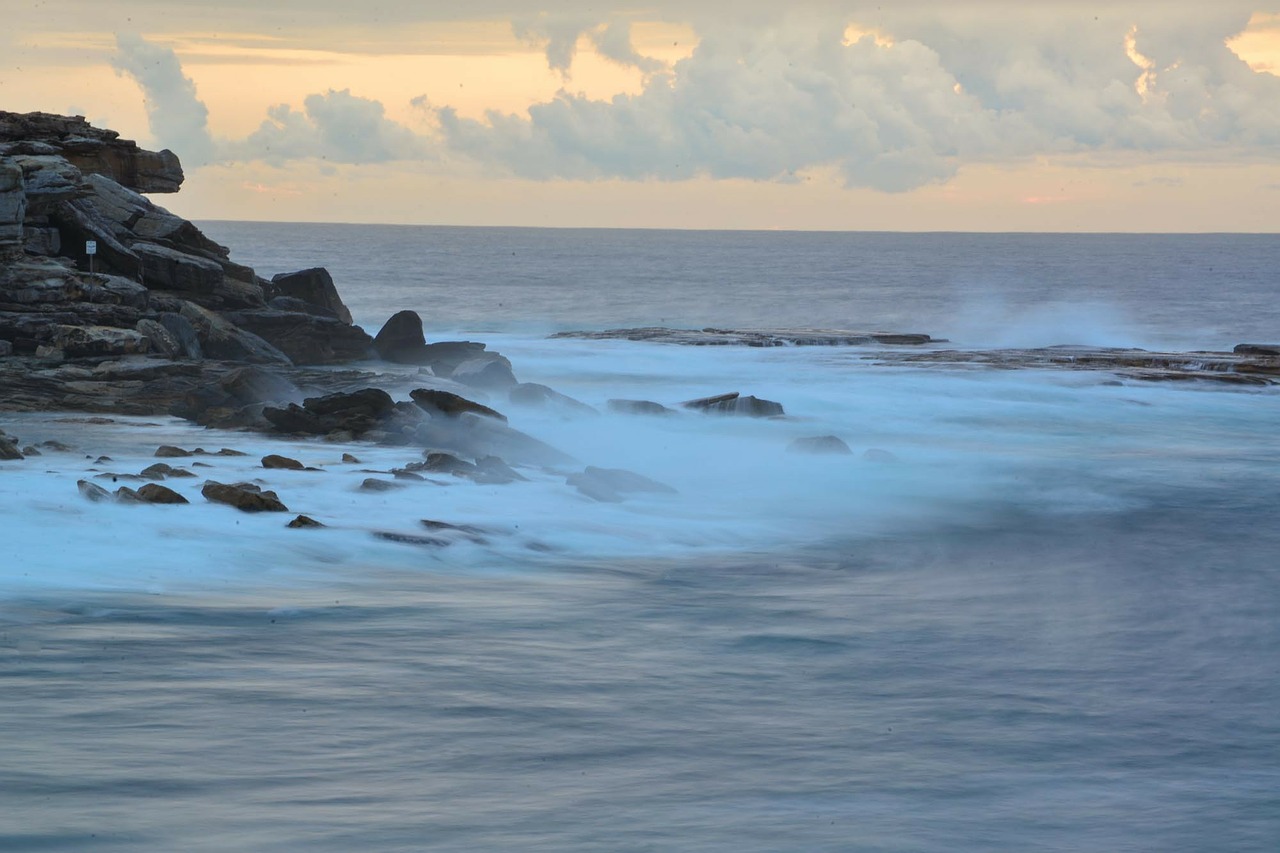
[3,1,1280,231]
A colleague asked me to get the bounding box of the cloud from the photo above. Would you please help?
[428,11,1280,191]
[513,12,666,76]
[228,89,432,166]
[110,32,215,165]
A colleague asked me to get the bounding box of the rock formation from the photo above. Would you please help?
[0,111,371,377]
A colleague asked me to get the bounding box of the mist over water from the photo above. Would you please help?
[3,226,1279,850]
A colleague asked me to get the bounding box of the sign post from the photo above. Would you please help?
[86,240,97,275]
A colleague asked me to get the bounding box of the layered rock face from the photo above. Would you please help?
[0,111,371,365]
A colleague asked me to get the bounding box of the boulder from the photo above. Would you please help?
[136,318,183,358]
[202,480,288,512]
[270,268,353,324]
[157,312,204,359]
[372,310,426,362]
[287,515,325,528]
[263,388,396,437]
[410,388,506,422]
[155,445,194,458]
[360,478,405,492]
[136,483,189,504]
[787,436,853,455]
[0,159,28,249]
[1234,344,1280,356]
[0,436,22,460]
[607,399,674,416]
[262,454,304,470]
[219,365,300,406]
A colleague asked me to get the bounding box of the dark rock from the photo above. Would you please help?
[155,445,193,457]
[134,242,225,296]
[410,388,506,422]
[0,340,11,357]
[421,519,489,543]
[372,310,426,362]
[225,309,372,365]
[392,469,426,481]
[262,454,305,470]
[421,452,478,477]
[114,486,143,502]
[287,514,325,529]
[509,383,597,415]
[76,479,111,501]
[202,480,288,512]
[1234,343,1280,356]
[24,446,42,456]
[262,403,324,435]
[0,436,21,460]
[607,399,675,416]
[341,453,360,464]
[360,478,405,492]
[270,268,353,324]
[305,388,395,418]
[787,435,853,455]
[566,466,678,503]
[136,482,189,504]
[682,392,784,417]
[0,111,184,193]
[179,301,290,364]
[219,365,300,406]
[214,448,249,457]
[39,440,72,451]
[551,327,937,347]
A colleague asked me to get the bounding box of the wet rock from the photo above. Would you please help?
[392,469,426,481]
[566,466,678,503]
[39,440,72,451]
[420,451,479,477]
[262,454,305,471]
[140,462,175,480]
[360,477,405,492]
[202,480,288,512]
[23,446,42,456]
[607,399,674,416]
[0,436,22,460]
[421,519,489,543]
[114,486,143,502]
[76,479,111,501]
[341,453,360,464]
[509,383,597,415]
[410,388,506,422]
[136,483,189,504]
[414,413,572,467]
[155,445,193,457]
[214,448,249,457]
[788,435,853,455]
[269,268,353,324]
[287,514,325,529]
[682,392,784,417]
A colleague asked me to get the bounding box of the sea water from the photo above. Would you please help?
[1,227,1277,851]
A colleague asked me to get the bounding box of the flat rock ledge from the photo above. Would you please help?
[550,327,938,347]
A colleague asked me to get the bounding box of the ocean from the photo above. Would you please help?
[2,226,1278,851]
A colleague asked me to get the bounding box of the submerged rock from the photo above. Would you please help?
[360,477,405,493]
[788,435,853,455]
[0,436,22,460]
[287,514,325,529]
[566,466,678,503]
[76,479,111,501]
[155,445,193,457]
[509,383,597,416]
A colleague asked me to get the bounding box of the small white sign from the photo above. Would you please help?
[85,240,98,255]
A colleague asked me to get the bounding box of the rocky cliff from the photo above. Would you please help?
[0,111,371,365]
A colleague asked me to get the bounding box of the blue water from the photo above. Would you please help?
[2,226,1278,851]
